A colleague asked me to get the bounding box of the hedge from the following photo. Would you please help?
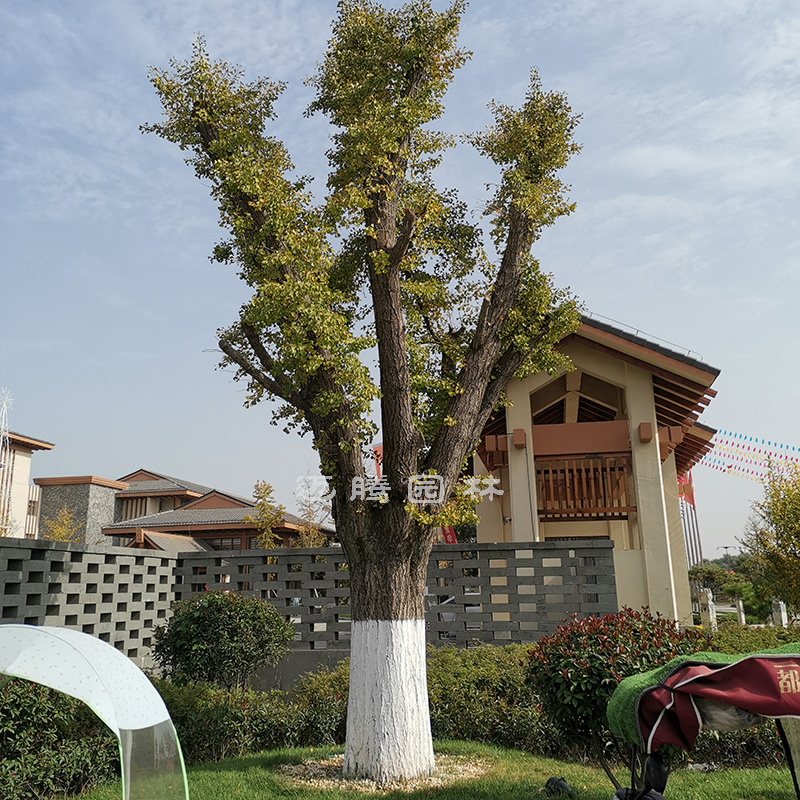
[3,623,800,798]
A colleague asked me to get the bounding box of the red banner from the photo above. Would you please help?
[678,470,696,507]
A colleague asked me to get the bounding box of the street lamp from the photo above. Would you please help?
[718,545,736,568]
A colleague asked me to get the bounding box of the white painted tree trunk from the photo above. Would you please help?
[343,619,435,784]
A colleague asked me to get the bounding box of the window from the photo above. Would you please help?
[205,537,243,551]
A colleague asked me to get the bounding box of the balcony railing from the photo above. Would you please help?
[536,455,635,520]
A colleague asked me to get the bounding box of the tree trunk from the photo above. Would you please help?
[341,506,436,784]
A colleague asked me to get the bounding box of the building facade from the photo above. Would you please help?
[0,431,54,538]
[473,317,718,624]
[35,468,330,550]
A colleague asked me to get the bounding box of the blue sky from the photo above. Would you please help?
[2,1,798,557]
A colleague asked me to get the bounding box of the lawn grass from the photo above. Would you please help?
[73,740,794,800]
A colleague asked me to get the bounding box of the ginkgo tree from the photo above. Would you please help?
[144,0,580,783]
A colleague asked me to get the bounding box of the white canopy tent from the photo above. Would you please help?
[0,624,189,799]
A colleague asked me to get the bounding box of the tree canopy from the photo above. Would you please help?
[145,1,581,782]
[143,1,580,528]
[741,461,800,610]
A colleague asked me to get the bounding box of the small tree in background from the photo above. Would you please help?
[294,474,332,548]
[153,590,295,690]
[688,562,730,595]
[41,507,82,543]
[242,480,285,548]
[741,461,800,611]
[527,608,705,786]
[689,556,771,622]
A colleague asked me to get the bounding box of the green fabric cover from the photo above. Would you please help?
[607,642,800,747]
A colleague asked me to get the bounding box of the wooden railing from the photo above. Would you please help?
[536,455,635,520]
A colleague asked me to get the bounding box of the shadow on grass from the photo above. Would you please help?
[188,747,320,774]
[147,742,796,800]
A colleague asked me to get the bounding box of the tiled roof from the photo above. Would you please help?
[581,315,721,377]
[184,489,255,507]
[104,503,333,530]
[139,532,215,553]
[116,470,215,496]
[105,505,255,529]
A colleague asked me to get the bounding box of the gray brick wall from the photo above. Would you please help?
[0,538,617,671]
[173,540,618,649]
[0,539,175,668]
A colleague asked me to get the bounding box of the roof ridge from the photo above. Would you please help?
[580,314,721,377]
[181,488,255,509]
[117,468,216,494]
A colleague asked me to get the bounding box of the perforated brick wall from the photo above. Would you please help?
[0,538,617,667]
[173,539,617,649]
[0,539,175,668]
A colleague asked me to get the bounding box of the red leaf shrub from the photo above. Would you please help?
[526,607,706,748]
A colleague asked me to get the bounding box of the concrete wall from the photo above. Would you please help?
[9,449,33,538]
[660,454,693,624]
[1,448,34,538]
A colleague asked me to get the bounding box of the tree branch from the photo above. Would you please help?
[217,335,296,406]
[240,321,298,401]
[389,208,416,269]
[471,206,534,350]
[424,206,536,486]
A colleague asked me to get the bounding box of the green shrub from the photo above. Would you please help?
[693,723,785,768]
[426,643,572,755]
[526,608,706,763]
[153,590,295,689]
[151,678,298,763]
[152,632,795,772]
[151,662,352,765]
[155,644,574,763]
[708,621,800,654]
[289,659,350,746]
[280,644,572,754]
[0,678,118,800]
[428,643,529,742]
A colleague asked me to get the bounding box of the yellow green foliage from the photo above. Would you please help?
[742,461,800,610]
[143,3,581,522]
[242,481,285,549]
[41,507,82,543]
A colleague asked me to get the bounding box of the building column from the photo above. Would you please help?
[505,379,539,542]
[661,453,693,625]
[625,365,679,620]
